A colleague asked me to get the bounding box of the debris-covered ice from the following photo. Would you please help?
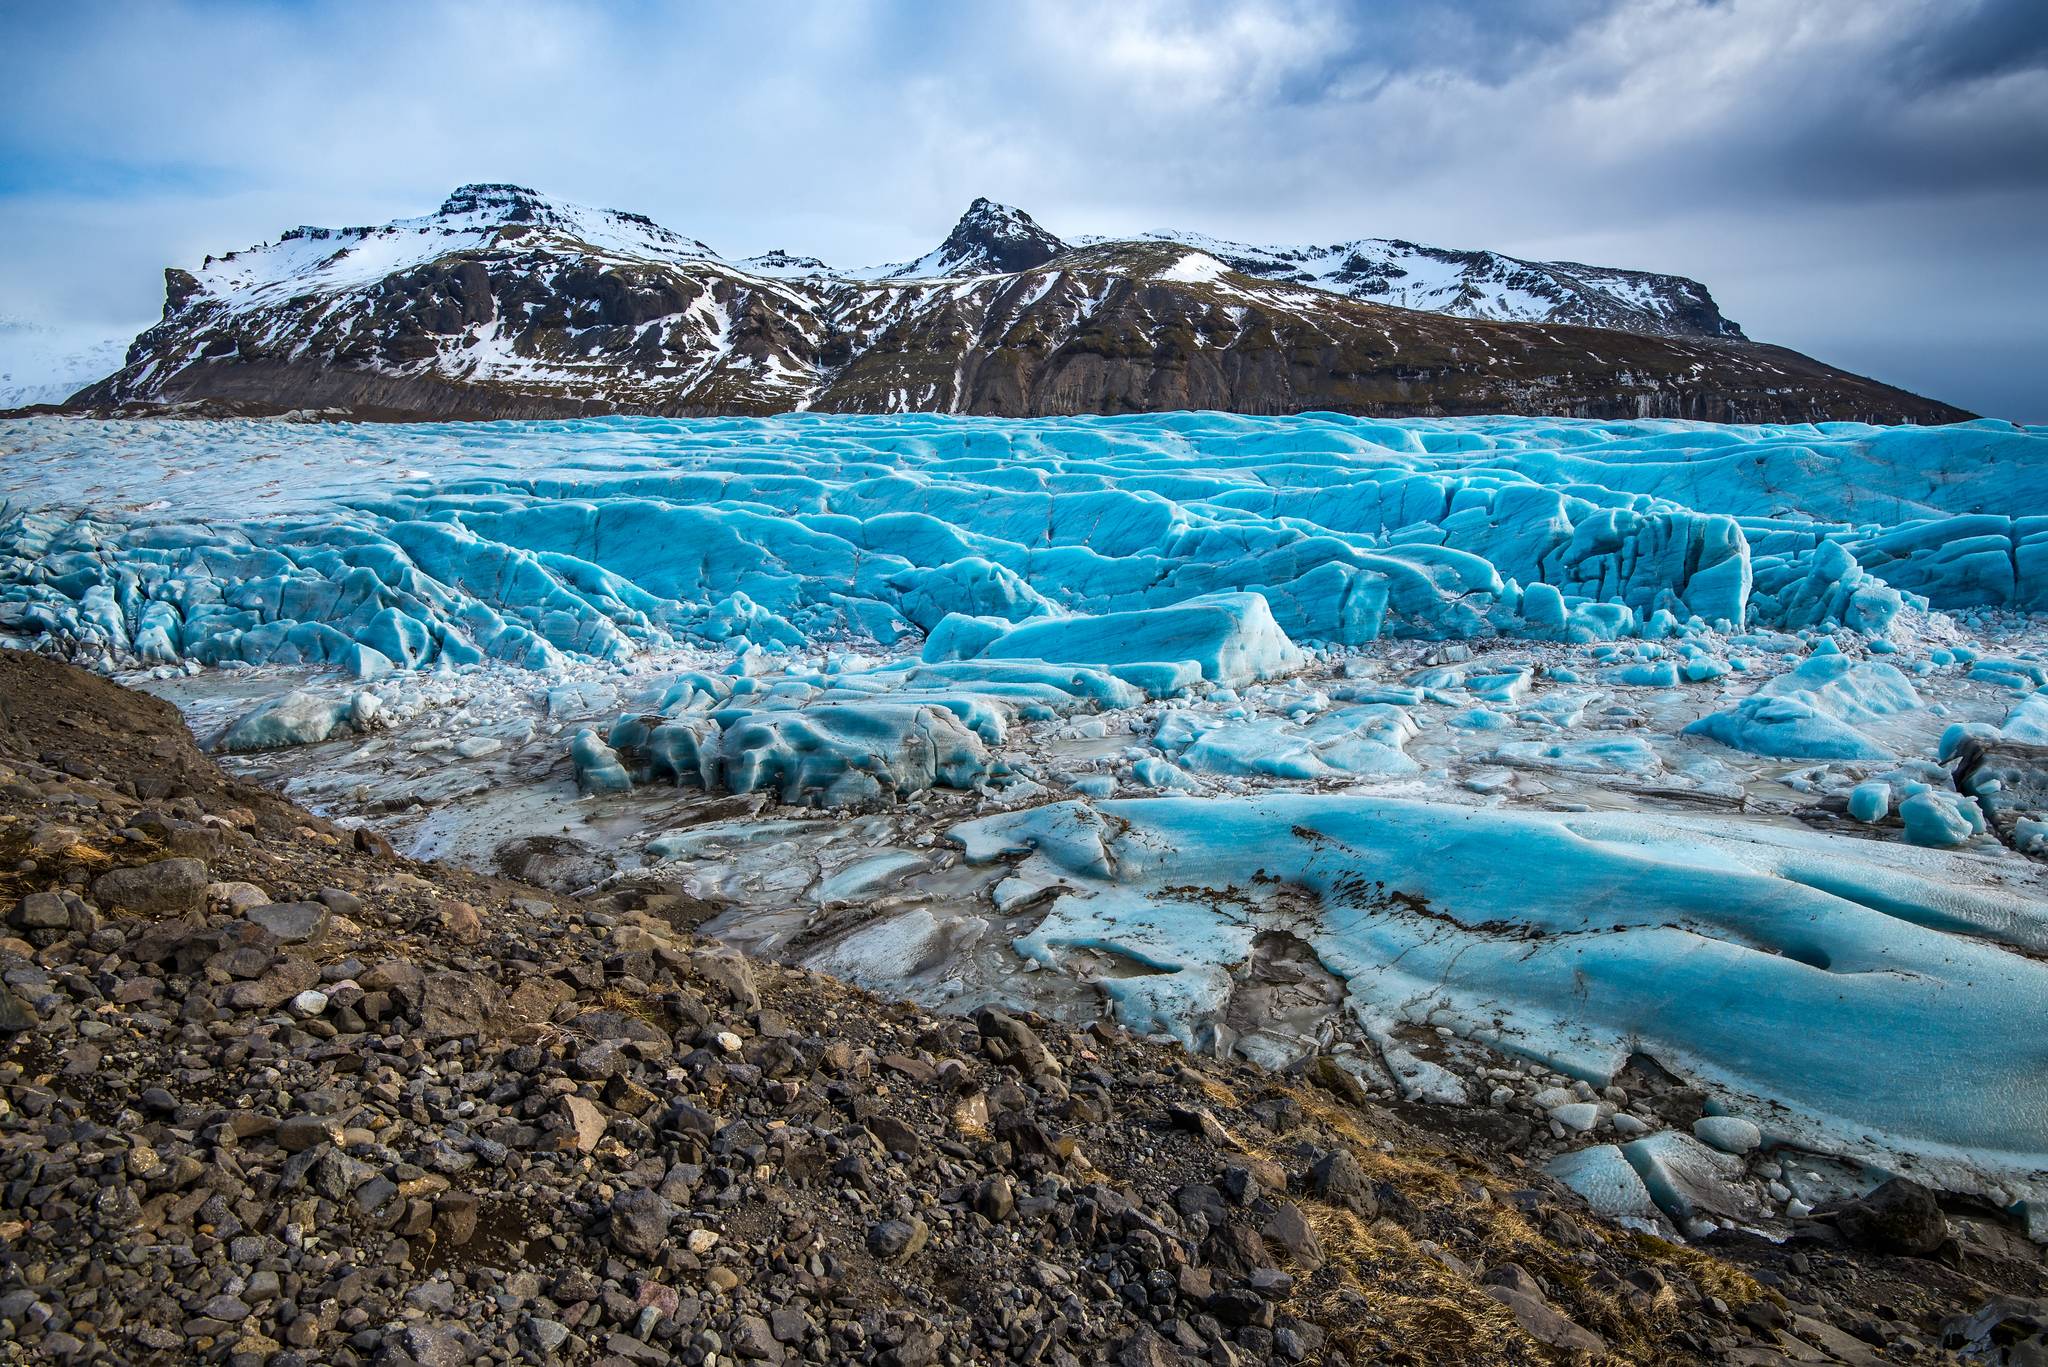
[6,410,2048,1238]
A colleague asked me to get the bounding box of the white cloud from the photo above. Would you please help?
[1025,0,1351,108]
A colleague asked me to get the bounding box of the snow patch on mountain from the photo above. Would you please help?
[190,183,719,308]
[1158,252,1229,285]
[1099,228,1744,338]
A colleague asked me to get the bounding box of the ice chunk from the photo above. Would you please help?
[569,728,632,795]
[1761,654,1922,721]
[959,592,1307,691]
[893,556,1062,629]
[814,851,927,905]
[2000,689,2048,744]
[1545,1145,1669,1232]
[721,703,990,807]
[1898,790,1982,848]
[215,690,375,752]
[1686,656,1920,761]
[1157,703,1419,782]
[1620,1131,1764,1226]
[921,613,1015,663]
[1493,737,1663,776]
[1603,660,1680,687]
[1847,780,1892,823]
[2016,817,2048,854]
[1686,695,1892,760]
[547,680,619,718]
[1132,755,1202,792]
[1693,1115,1763,1154]
[808,908,952,986]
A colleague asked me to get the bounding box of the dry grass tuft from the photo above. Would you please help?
[592,986,663,1029]
[1298,1201,1544,1365]
[1258,1084,1731,1363]
[1187,1069,1243,1110]
[1627,1232,1764,1308]
[56,841,114,869]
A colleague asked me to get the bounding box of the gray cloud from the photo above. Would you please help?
[0,0,2040,419]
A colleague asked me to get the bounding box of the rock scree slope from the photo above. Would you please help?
[2,654,2048,1363]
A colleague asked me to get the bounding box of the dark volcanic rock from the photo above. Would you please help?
[90,857,207,915]
[917,197,1066,276]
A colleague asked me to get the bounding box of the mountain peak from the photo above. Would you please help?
[436,183,555,222]
[901,198,1065,278]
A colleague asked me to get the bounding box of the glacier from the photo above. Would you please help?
[5,409,2048,1238]
[3,413,2045,677]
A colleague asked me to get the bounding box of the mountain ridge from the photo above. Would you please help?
[62,185,1968,424]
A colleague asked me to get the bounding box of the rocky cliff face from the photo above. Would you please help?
[68,186,1968,424]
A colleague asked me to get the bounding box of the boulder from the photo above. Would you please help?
[1305,1149,1377,1218]
[866,1215,929,1261]
[90,858,207,916]
[975,1005,1059,1081]
[1831,1178,1950,1256]
[243,901,331,946]
[608,1188,673,1259]
[563,1096,609,1152]
[1481,1264,1608,1356]
[419,971,494,1041]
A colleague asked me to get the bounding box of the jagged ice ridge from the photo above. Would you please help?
[4,413,2042,678]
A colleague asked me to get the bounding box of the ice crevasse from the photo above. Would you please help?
[4,413,2045,675]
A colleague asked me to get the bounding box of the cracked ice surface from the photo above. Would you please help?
[954,795,2048,1196]
[6,411,2048,1233]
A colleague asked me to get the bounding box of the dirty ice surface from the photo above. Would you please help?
[5,411,2048,1239]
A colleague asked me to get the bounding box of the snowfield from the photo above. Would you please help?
[4,410,2047,1238]
[0,320,134,409]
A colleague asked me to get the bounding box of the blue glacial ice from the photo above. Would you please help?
[4,414,2046,675]
[216,688,382,752]
[1685,654,1923,760]
[953,794,2048,1202]
[1154,703,1419,781]
[927,591,1306,691]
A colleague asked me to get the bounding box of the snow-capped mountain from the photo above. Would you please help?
[68,185,1963,423]
[0,319,136,409]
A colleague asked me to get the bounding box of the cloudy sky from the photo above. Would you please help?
[2,0,2042,419]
